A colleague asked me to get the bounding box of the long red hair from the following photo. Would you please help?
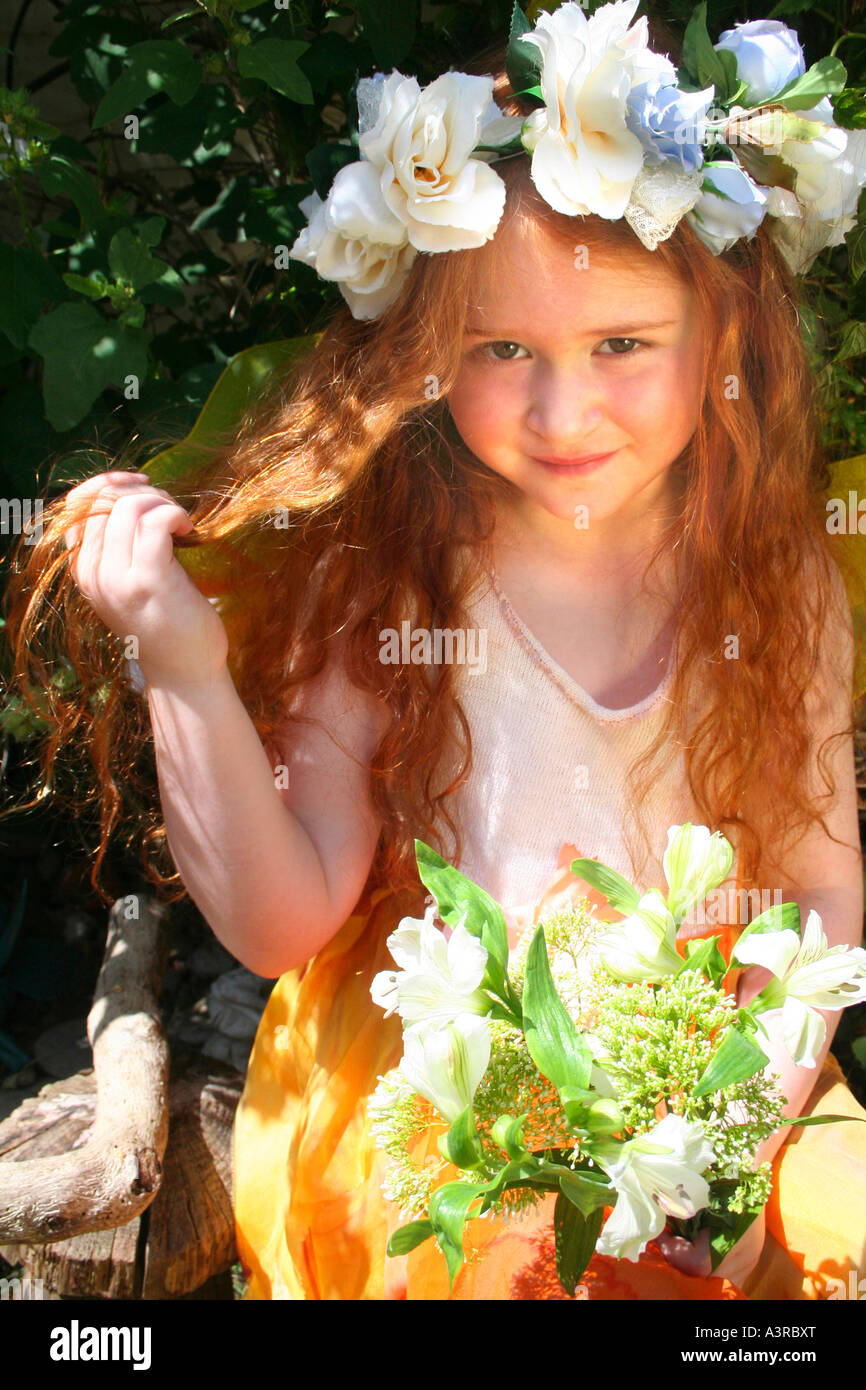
[3,36,861,907]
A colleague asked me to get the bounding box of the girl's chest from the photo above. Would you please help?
[491,565,676,712]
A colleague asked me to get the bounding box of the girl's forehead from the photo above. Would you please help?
[466,214,691,330]
[467,242,691,335]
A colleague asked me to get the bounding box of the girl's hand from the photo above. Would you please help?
[62,470,229,687]
[656,1208,765,1292]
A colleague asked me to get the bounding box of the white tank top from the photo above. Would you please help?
[438,566,736,934]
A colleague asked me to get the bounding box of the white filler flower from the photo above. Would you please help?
[399,1015,491,1123]
[595,1112,715,1261]
[733,910,866,1066]
[371,902,490,1027]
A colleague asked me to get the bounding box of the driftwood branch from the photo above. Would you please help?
[0,895,170,1244]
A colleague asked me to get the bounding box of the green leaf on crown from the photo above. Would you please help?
[682,2,739,104]
[768,56,847,111]
[506,2,544,104]
[567,856,641,915]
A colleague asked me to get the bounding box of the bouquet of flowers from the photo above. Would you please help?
[368,824,866,1295]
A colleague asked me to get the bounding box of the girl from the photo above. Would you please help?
[8,4,866,1300]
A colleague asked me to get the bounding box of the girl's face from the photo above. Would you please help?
[446,215,705,536]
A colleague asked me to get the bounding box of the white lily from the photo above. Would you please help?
[594,1113,714,1261]
[370,901,491,1027]
[596,888,682,982]
[733,910,866,1066]
[663,823,734,922]
[399,1015,491,1124]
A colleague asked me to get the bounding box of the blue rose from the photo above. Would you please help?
[626,79,715,174]
[685,161,769,254]
[714,19,805,105]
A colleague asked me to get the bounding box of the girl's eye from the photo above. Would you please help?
[482,340,529,361]
[596,337,646,356]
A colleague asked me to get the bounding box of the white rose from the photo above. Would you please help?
[289,162,417,320]
[714,19,805,105]
[358,70,508,252]
[519,0,652,219]
[764,127,866,273]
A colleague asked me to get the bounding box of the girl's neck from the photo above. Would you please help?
[492,477,683,612]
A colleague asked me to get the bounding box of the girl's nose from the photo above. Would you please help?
[525,365,606,442]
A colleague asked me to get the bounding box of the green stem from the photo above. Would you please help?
[830,32,866,58]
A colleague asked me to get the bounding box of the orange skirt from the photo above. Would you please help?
[232,861,866,1301]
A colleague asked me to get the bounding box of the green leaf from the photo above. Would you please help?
[491,1112,530,1160]
[783,1112,866,1128]
[769,56,847,110]
[386,1219,434,1256]
[680,935,728,986]
[567,856,640,915]
[709,1206,760,1270]
[36,153,105,228]
[93,40,202,127]
[428,1181,486,1287]
[27,302,149,432]
[237,39,314,105]
[355,0,417,70]
[108,228,170,292]
[523,927,592,1092]
[0,244,67,350]
[848,225,866,282]
[445,1105,484,1170]
[734,900,800,951]
[682,2,738,101]
[414,840,514,1010]
[558,1167,613,1218]
[832,88,866,131]
[554,1192,603,1296]
[62,272,108,300]
[505,2,543,102]
[836,321,866,364]
[693,1027,769,1098]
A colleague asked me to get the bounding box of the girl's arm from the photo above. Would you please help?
[145,646,388,977]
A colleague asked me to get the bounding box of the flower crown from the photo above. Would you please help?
[290,0,866,320]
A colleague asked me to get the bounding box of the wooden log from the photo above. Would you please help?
[0,1066,244,1298]
[0,896,170,1243]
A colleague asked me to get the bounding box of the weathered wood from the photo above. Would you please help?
[0,1066,243,1298]
[142,1071,243,1299]
[0,896,170,1243]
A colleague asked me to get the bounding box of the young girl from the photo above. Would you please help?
[9,3,866,1301]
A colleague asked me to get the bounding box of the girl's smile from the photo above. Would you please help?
[446,214,706,547]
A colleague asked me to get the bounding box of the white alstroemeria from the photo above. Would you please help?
[662,823,734,922]
[289,163,417,320]
[733,910,866,1067]
[714,19,805,105]
[596,889,682,983]
[594,1113,714,1261]
[399,1014,491,1124]
[519,0,652,219]
[358,70,509,252]
[370,901,491,1027]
